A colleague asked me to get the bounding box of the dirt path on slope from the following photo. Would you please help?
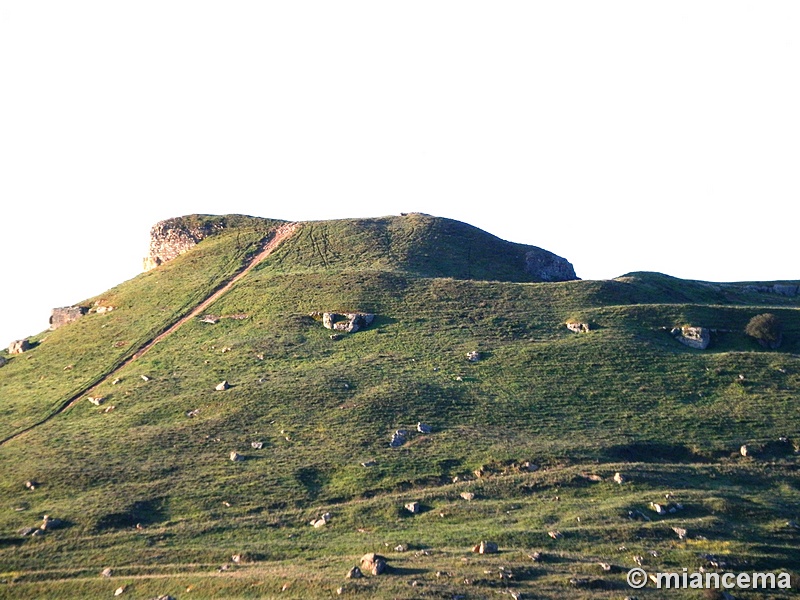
[0,223,298,446]
[130,222,298,361]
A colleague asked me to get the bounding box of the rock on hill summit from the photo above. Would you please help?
[142,212,578,282]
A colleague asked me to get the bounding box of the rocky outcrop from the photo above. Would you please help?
[50,306,87,330]
[8,339,31,355]
[143,217,226,271]
[671,326,711,350]
[744,283,799,297]
[524,248,578,282]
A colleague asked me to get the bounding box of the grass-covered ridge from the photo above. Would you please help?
[1,214,798,599]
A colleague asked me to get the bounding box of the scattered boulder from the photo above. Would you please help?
[360,553,387,575]
[417,422,432,434]
[613,472,626,484]
[346,566,363,579]
[140,375,150,382]
[466,351,481,362]
[460,492,475,501]
[310,512,332,528]
[404,501,420,514]
[251,441,263,449]
[566,322,590,333]
[672,526,688,540]
[101,567,113,577]
[87,396,104,406]
[390,430,407,447]
[114,585,126,596]
[740,444,749,457]
[18,526,36,537]
[529,551,543,562]
[547,530,563,540]
[315,312,375,333]
[215,381,230,391]
[49,306,87,330]
[24,480,37,491]
[672,326,711,350]
[229,451,244,462]
[472,541,498,554]
[40,515,64,531]
[650,502,667,516]
[8,339,31,355]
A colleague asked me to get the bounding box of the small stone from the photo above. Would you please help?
[215,380,230,391]
[18,527,36,537]
[112,378,121,385]
[394,544,408,552]
[101,567,113,577]
[740,444,749,457]
[529,551,543,562]
[251,441,263,449]
[140,375,150,382]
[346,566,362,579]
[650,502,667,515]
[114,586,126,596]
[417,422,432,434]
[8,339,31,354]
[231,554,242,563]
[460,492,475,501]
[466,351,481,362]
[24,480,36,490]
[229,451,244,462]
[390,430,407,447]
[404,501,420,514]
[613,472,626,484]
[547,530,562,540]
[521,461,539,472]
[87,396,104,406]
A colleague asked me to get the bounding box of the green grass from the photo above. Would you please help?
[1,214,799,599]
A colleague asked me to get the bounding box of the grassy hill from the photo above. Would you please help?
[0,214,798,599]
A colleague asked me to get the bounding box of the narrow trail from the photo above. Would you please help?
[0,223,299,446]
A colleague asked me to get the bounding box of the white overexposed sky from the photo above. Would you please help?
[1,2,798,345]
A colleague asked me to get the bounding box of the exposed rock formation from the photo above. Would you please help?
[744,283,799,297]
[143,217,226,271]
[524,248,578,282]
[50,306,87,330]
[8,339,30,355]
[671,326,711,349]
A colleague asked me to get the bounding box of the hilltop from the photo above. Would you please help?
[0,214,798,599]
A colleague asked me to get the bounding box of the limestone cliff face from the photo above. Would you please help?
[143,216,226,271]
[524,248,577,282]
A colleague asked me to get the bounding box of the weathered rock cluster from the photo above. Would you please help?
[311,311,375,333]
[143,217,225,271]
[671,325,711,349]
[7,339,30,355]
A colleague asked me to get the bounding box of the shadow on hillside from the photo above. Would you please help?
[603,442,709,463]
[92,497,168,531]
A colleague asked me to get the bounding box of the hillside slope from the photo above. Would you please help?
[1,214,798,599]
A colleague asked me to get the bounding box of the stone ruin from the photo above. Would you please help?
[50,306,88,331]
[311,312,375,333]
